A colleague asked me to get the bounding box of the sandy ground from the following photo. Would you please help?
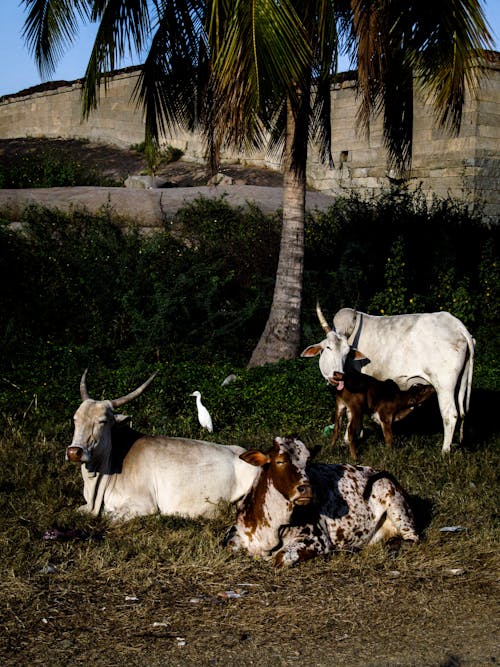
[0,138,337,227]
[0,184,336,228]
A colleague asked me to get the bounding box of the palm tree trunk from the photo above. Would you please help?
[248,96,307,368]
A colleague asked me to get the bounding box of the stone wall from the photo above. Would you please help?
[1,56,498,221]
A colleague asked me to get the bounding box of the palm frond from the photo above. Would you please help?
[310,0,339,167]
[132,0,205,141]
[82,0,150,116]
[404,0,493,133]
[206,0,311,160]
[22,0,92,78]
[351,0,493,171]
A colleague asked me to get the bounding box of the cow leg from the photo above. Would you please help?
[367,477,419,544]
[77,502,95,515]
[346,412,362,460]
[332,400,346,445]
[380,417,394,449]
[223,525,243,552]
[274,526,332,567]
[344,410,364,444]
[436,388,459,454]
[371,411,394,448]
[274,542,323,567]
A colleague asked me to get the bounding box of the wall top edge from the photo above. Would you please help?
[0,65,143,103]
[3,51,497,104]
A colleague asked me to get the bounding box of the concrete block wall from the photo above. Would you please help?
[1,56,498,221]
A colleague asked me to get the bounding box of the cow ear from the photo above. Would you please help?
[301,344,323,358]
[352,348,367,361]
[240,450,270,467]
[114,414,131,426]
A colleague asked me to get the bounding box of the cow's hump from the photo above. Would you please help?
[333,308,358,337]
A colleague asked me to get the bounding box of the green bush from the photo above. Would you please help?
[131,141,184,175]
[0,146,121,188]
[0,198,281,374]
[0,191,497,392]
[303,189,498,333]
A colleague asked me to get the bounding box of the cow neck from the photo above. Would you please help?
[80,410,115,515]
[81,466,112,516]
[85,403,115,474]
[85,437,112,474]
[239,471,295,554]
[348,312,363,348]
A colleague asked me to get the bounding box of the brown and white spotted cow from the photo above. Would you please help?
[225,436,418,567]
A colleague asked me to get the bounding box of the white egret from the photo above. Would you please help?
[190,391,213,433]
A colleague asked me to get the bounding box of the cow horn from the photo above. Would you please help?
[110,372,158,408]
[316,302,332,333]
[80,369,90,401]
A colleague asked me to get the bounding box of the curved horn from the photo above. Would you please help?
[110,372,158,408]
[316,302,332,334]
[80,369,90,401]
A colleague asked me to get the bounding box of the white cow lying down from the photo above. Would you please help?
[66,371,258,521]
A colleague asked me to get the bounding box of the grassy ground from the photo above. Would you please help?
[0,140,497,664]
[0,384,498,667]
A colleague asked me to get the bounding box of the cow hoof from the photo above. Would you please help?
[77,504,92,514]
[386,536,418,557]
[273,551,295,568]
[223,525,242,552]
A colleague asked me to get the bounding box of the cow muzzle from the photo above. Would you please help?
[65,445,90,464]
[328,371,345,391]
[293,482,314,506]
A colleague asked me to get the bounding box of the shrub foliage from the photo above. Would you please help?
[0,144,121,188]
[0,189,498,667]
[0,190,498,426]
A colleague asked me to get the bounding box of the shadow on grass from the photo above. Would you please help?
[393,388,499,447]
[465,388,500,446]
[408,494,434,537]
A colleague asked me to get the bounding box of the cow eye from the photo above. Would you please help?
[275,459,286,466]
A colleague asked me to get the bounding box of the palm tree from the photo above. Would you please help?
[246,0,493,366]
[22,0,492,367]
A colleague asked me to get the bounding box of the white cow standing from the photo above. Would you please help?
[302,305,475,454]
[66,370,258,520]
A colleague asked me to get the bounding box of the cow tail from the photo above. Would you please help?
[362,470,403,501]
[460,326,475,416]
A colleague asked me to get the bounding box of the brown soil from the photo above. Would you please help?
[2,512,498,667]
[0,137,284,187]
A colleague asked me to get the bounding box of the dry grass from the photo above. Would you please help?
[0,413,498,667]
[1,136,497,665]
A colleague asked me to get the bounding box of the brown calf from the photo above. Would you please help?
[331,371,435,459]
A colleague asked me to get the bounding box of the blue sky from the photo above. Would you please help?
[0,1,499,98]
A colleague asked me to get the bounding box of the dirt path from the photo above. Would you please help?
[0,184,336,228]
[0,138,337,226]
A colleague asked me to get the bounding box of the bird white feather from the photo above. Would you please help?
[190,391,213,433]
